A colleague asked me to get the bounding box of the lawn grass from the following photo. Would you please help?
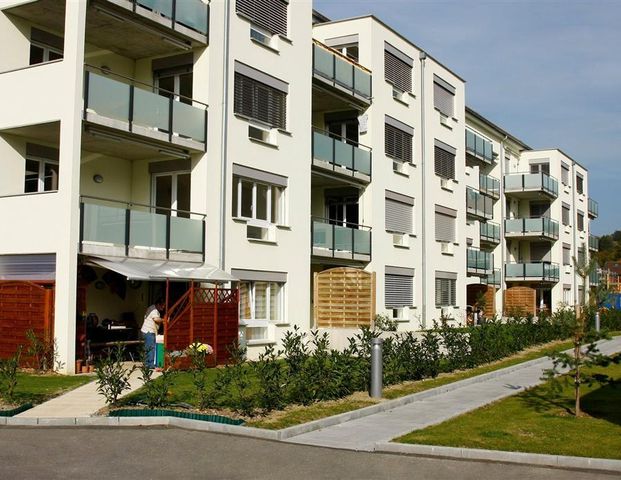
[396,355,621,460]
[1,373,93,408]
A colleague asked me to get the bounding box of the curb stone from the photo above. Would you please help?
[374,442,621,473]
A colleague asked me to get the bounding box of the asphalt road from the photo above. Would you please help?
[0,427,618,480]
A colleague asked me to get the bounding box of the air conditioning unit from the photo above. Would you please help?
[440,177,452,191]
[441,241,452,254]
[393,160,407,175]
[440,114,450,127]
[392,233,407,247]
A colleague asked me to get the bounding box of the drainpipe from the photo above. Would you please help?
[419,51,427,328]
[571,160,578,306]
[218,0,231,271]
[499,134,507,316]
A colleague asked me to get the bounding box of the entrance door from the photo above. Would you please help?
[153,172,191,218]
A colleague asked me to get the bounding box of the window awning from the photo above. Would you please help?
[85,256,237,283]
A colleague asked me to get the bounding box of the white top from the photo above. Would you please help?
[141,305,161,335]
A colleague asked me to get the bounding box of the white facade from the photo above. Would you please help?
[0,2,596,372]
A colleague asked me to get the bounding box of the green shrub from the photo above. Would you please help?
[0,346,22,404]
[253,344,285,412]
[95,344,135,406]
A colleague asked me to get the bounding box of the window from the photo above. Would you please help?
[576,174,584,194]
[529,202,550,218]
[232,176,285,225]
[155,67,193,105]
[577,211,584,232]
[530,163,550,175]
[385,192,414,234]
[236,0,288,36]
[563,243,571,266]
[578,247,586,265]
[561,163,570,185]
[234,65,287,129]
[385,269,414,308]
[239,280,284,341]
[29,28,63,66]
[563,286,572,304]
[435,206,456,243]
[385,118,413,165]
[433,74,455,117]
[384,42,412,93]
[562,203,571,226]
[331,43,359,62]
[24,144,59,193]
[152,172,191,217]
[434,140,456,179]
[435,276,456,306]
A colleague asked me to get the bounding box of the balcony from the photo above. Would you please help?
[466,187,493,220]
[311,217,371,262]
[504,172,558,199]
[312,41,372,108]
[485,268,501,287]
[504,217,559,241]
[479,173,500,200]
[480,221,500,245]
[79,196,205,262]
[465,130,494,165]
[312,129,371,183]
[467,248,493,276]
[589,234,599,252]
[84,68,207,152]
[590,269,600,286]
[588,198,599,219]
[505,262,559,283]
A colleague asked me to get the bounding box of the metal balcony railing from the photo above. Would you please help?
[588,197,599,218]
[504,172,559,198]
[480,221,501,244]
[312,128,372,179]
[589,234,599,251]
[312,41,372,101]
[80,196,206,260]
[465,130,494,164]
[84,67,207,146]
[504,217,559,240]
[486,268,501,286]
[479,173,500,199]
[466,187,493,220]
[467,248,493,274]
[505,262,560,283]
[311,217,371,261]
[132,0,209,36]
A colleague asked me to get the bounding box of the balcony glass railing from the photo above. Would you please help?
[311,217,371,260]
[465,130,494,164]
[479,173,500,199]
[486,268,501,286]
[80,196,205,259]
[85,68,207,145]
[589,234,599,251]
[504,172,558,198]
[504,217,559,240]
[313,41,372,100]
[505,262,559,282]
[312,128,372,179]
[588,197,599,218]
[135,0,209,36]
[467,248,492,274]
[589,269,600,286]
[480,221,500,244]
[466,187,493,220]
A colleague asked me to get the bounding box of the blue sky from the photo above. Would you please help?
[312,0,621,235]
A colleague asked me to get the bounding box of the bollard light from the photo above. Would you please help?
[370,337,383,398]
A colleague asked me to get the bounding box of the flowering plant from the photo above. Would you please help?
[187,342,214,355]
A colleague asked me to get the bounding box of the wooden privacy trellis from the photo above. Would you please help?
[314,267,375,328]
[504,286,536,316]
[0,281,54,365]
[165,284,239,366]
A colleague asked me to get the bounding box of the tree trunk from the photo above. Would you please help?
[574,358,581,416]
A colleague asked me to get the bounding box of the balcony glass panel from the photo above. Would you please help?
[334,56,354,89]
[129,210,167,249]
[312,130,333,163]
[170,216,203,252]
[465,130,493,163]
[88,73,130,122]
[505,264,523,277]
[334,224,352,252]
[313,43,371,100]
[334,140,353,170]
[354,67,371,97]
[312,130,371,177]
[82,204,126,245]
[354,147,371,175]
[133,87,169,131]
[479,174,500,197]
[505,218,522,234]
[525,263,541,277]
[175,0,209,35]
[138,0,173,17]
[467,249,491,271]
[172,100,206,142]
[313,45,334,78]
[312,220,332,249]
[353,229,371,255]
[480,221,500,242]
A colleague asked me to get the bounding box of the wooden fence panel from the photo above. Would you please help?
[505,286,536,316]
[314,268,375,328]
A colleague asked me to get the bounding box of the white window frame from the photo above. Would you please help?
[24,155,59,193]
[239,280,285,341]
[151,171,191,216]
[233,176,286,226]
[30,41,63,65]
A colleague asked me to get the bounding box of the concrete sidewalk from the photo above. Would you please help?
[286,336,621,451]
[17,366,152,418]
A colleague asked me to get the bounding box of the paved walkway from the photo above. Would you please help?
[286,337,621,451]
[17,365,152,418]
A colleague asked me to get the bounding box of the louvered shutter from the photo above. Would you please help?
[563,244,571,265]
[385,123,412,163]
[236,0,288,36]
[561,163,569,185]
[576,174,584,194]
[234,73,286,129]
[435,278,456,306]
[384,51,411,92]
[562,204,570,226]
[435,212,455,242]
[385,274,413,308]
[433,79,454,117]
[577,212,584,231]
[385,198,412,234]
[434,146,455,179]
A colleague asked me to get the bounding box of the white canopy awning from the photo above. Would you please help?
[85,256,237,283]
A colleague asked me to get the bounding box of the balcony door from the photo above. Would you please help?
[152,172,191,218]
[326,112,359,146]
[326,195,359,229]
[155,67,193,105]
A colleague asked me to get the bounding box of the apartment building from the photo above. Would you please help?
[0,1,597,372]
